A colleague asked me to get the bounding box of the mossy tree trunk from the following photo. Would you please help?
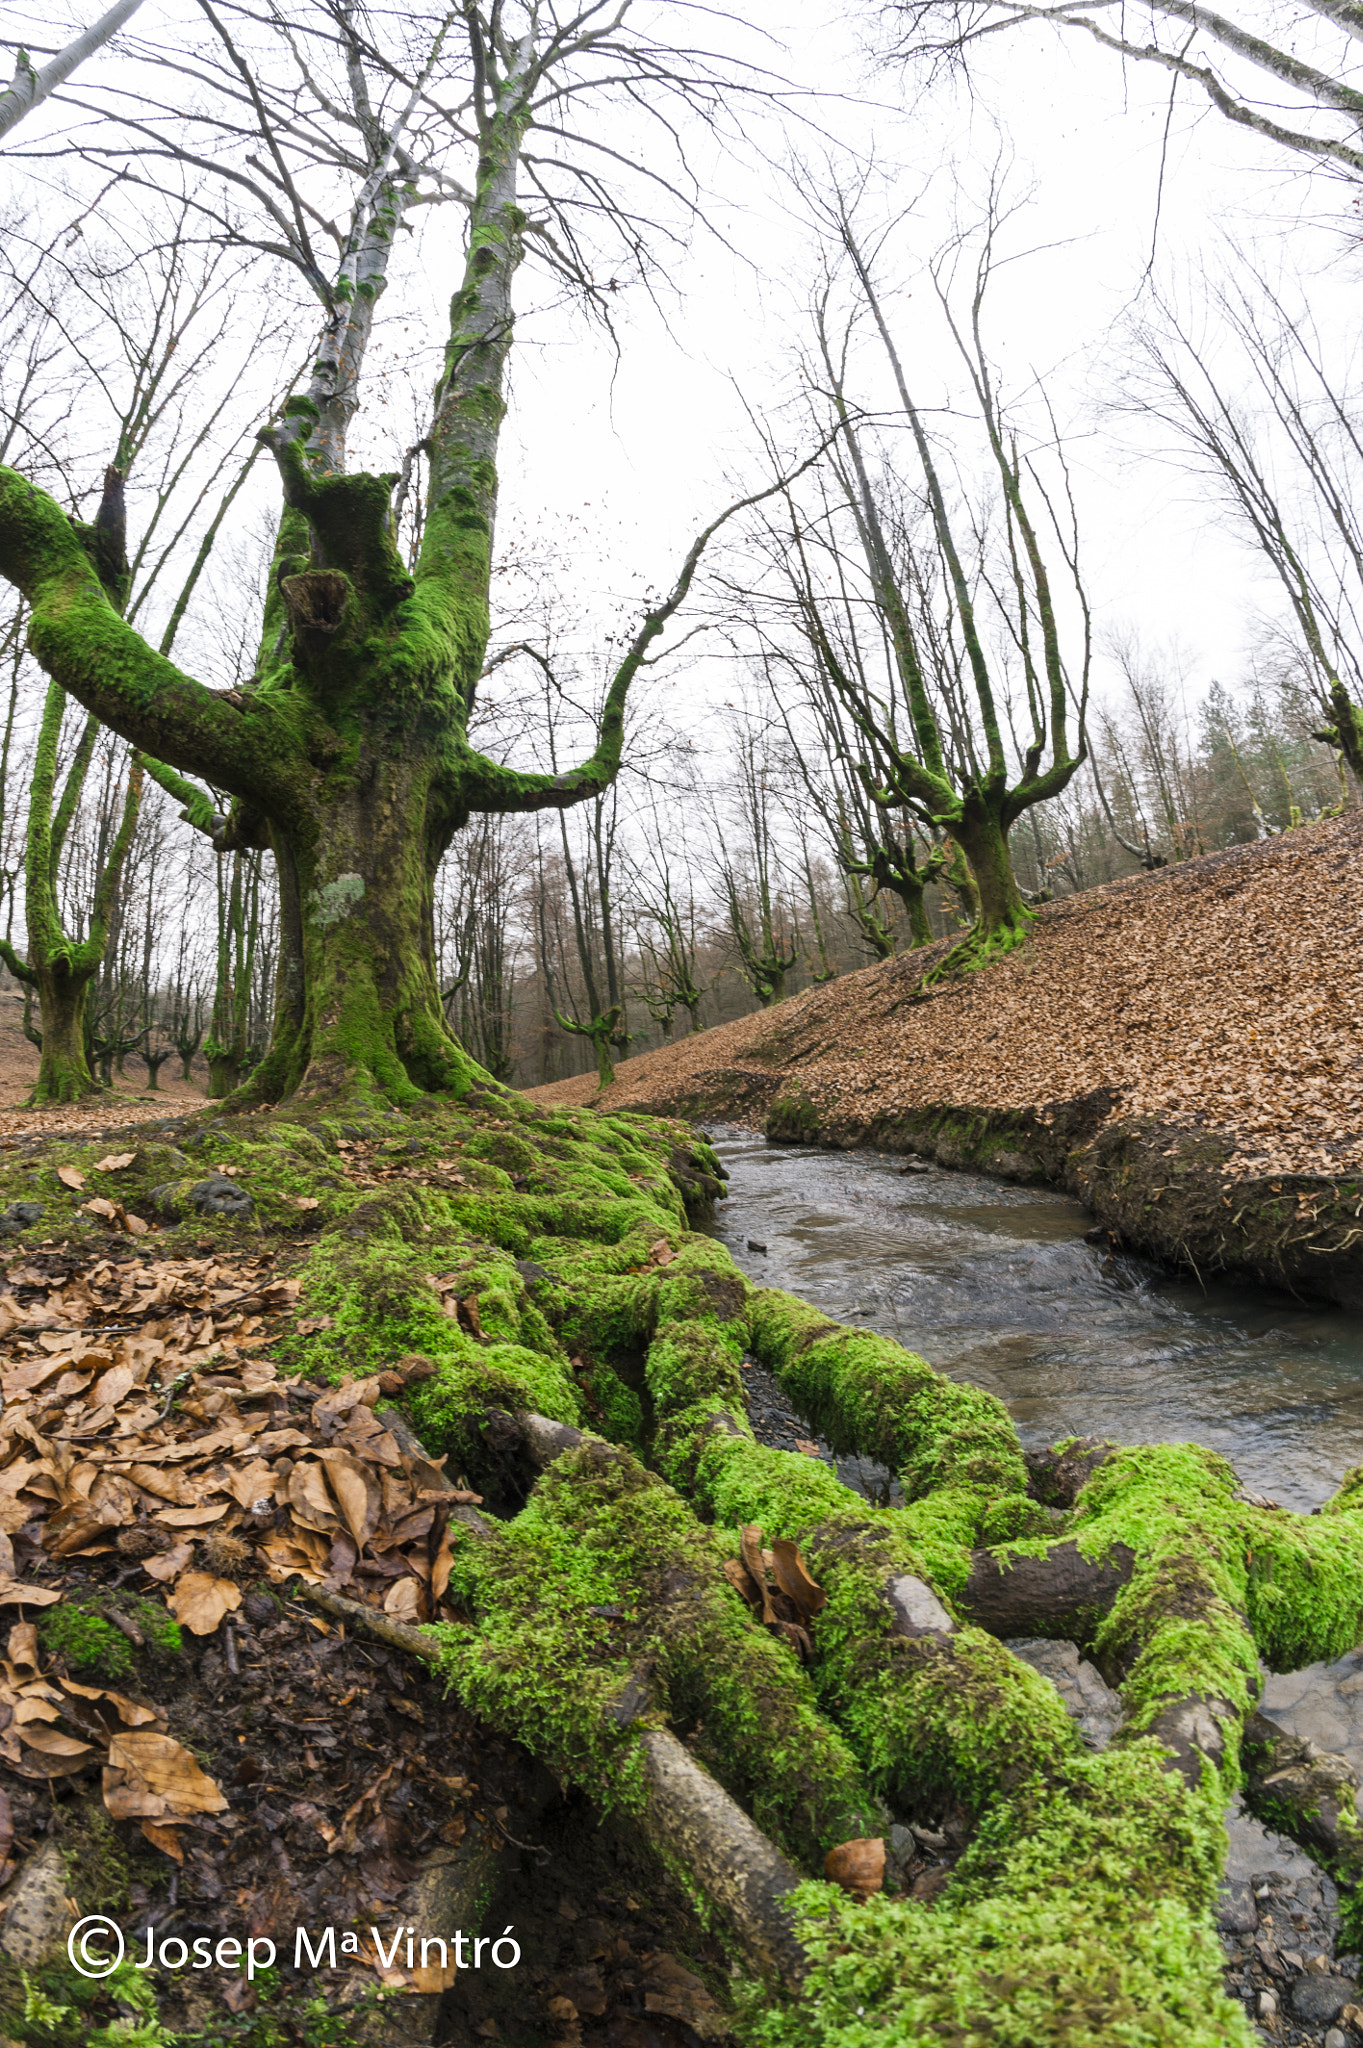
[0,35,776,1111]
[765,214,1090,979]
[0,551,144,1104]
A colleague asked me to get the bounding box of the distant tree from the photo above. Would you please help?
[1121,274,1363,792]
[750,193,1091,972]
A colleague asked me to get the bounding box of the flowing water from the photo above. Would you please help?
[707,1126,1363,1515]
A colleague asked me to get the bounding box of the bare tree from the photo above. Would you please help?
[0,0,145,141]
[1120,271,1363,787]
[0,2,808,1107]
[881,0,1363,188]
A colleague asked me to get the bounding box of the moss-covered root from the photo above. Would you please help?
[748,1747,1252,2048]
[306,1583,809,1988]
[747,1286,1028,1504]
[1014,1444,1259,1789]
[1242,1711,1363,1916]
[437,1435,886,1873]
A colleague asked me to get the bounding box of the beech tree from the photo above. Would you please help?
[1120,274,1363,789]
[746,200,1090,969]
[0,0,799,1108]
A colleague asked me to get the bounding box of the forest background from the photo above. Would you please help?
[0,0,1359,1098]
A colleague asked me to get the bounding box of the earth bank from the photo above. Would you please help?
[529,811,1363,1309]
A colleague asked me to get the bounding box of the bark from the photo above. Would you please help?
[0,0,145,140]
[28,961,95,1104]
[958,1538,1136,1640]
[0,471,146,1101]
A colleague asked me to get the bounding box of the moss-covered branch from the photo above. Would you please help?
[0,467,281,804]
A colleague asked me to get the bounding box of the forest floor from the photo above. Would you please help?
[0,1094,760,2048]
[0,994,208,1136]
[529,810,1363,1307]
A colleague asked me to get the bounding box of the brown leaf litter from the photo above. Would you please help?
[527,809,1363,1187]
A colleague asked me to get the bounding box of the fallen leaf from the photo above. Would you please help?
[94,1154,136,1173]
[18,1724,97,1760]
[739,1525,776,1622]
[168,1572,243,1635]
[292,1197,320,1211]
[383,1577,424,1624]
[125,1213,151,1238]
[154,1503,232,1528]
[87,1364,135,1407]
[770,1538,827,1620]
[57,1167,86,1190]
[104,1729,229,1817]
[139,1819,185,1860]
[320,1451,381,1549]
[825,1836,886,1901]
[0,1579,61,1608]
[83,1197,118,1220]
[142,1540,195,1584]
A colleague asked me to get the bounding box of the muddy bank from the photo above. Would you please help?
[529,814,1363,1307]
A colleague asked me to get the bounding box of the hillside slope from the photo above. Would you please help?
[530,810,1363,1305]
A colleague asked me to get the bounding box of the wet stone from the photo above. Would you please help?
[1003,1638,1123,1749]
[0,1200,43,1233]
[738,1354,900,1505]
[1291,1973,1357,2025]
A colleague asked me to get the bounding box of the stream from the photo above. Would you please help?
[707,1127,1363,2036]
[707,1126,1363,1514]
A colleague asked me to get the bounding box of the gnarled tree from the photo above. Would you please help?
[750,195,1091,970]
[0,0,799,1109]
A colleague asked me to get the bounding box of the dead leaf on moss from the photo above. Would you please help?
[94,1154,136,1173]
[56,1167,85,1190]
[824,1836,886,1901]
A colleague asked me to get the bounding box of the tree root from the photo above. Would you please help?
[300,1584,808,1985]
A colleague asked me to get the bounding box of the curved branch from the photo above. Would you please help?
[0,466,279,805]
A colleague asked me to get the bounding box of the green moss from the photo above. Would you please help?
[748,1288,1027,1501]
[39,1604,133,1682]
[434,1439,883,1870]
[745,1748,1244,2047]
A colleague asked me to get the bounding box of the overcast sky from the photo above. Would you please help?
[5,0,1360,733]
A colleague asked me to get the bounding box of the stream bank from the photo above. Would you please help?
[528,810,1363,1308]
[710,1126,1363,2045]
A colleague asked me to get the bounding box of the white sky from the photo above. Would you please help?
[5,0,1361,732]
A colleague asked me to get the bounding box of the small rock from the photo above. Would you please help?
[746,1239,768,1253]
[1290,1973,1357,2024]
[0,1200,43,1233]
[1324,2029,1348,2048]
[889,1824,914,1867]
[898,1159,932,1175]
[190,1176,253,1218]
[0,1842,75,1967]
[1257,1989,1278,2019]
[1216,1880,1258,1935]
